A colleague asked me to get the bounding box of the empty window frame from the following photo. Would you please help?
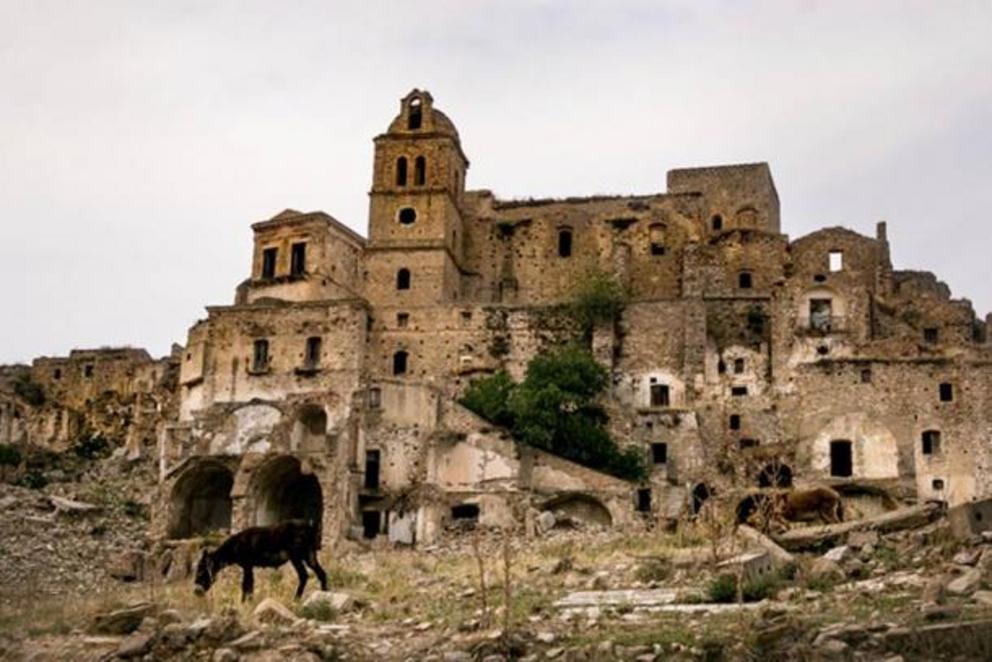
[83,365,94,378]
[731,386,748,397]
[396,268,411,290]
[733,358,745,374]
[451,503,480,521]
[729,414,741,430]
[304,336,322,367]
[922,430,941,455]
[368,387,382,409]
[649,224,666,256]
[860,367,873,383]
[739,438,759,449]
[393,350,408,375]
[262,247,278,279]
[651,442,668,464]
[252,339,270,372]
[395,157,408,186]
[738,271,752,289]
[932,478,945,491]
[924,327,939,344]
[290,242,307,276]
[711,215,723,231]
[407,97,422,130]
[364,450,381,490]
[939,382,954,402]
[397,312,409,328]
[414,156,426,186]
[809,298,834,331]
[557,228,573,258]
[53,368,62,380]
[829,250,843,272]
[398,207,417,225]
[650,384,670,407]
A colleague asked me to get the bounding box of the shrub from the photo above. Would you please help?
[299,601,337,622]
[707,571,783,603]
[570,269,627,331]
[634,558,671,583]
[73,435,111,460]
[0,444,21,467]
[18,470,48,490]
[13,374,45,407]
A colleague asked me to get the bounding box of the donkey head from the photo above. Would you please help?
[193,549,218,596]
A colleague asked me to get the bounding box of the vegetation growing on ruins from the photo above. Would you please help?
[569,268,627,333]
[12,373,45,407]
[460,345,646,480]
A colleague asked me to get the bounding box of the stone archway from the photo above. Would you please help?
[541,493,613,527]
[249,455,323,539]
[169,461,234,539]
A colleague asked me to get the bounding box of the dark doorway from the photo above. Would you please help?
[830,440,853,477]
[636,488,652,513]
[692,483,711,514]
[362,511,381,539]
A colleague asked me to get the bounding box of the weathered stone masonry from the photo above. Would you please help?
[3,89,989,547]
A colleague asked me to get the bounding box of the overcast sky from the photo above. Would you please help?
[1,1,990,364]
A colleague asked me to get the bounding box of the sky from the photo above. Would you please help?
[1,0,990,364]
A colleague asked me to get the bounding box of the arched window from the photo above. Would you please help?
[395,157,408,186]
[557,228,573,258]
[414,156,426,186]
[396,268,411,290]
[649,224,666,256]
[393,350,408,375]
[398,207,417,225]
[408,97,422,130]
[711,215,723,231]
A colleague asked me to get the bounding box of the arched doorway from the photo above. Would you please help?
[692,483,712,514]
[169,461,234,538]
[250,455,323,539]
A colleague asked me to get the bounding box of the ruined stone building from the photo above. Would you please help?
[3,90,991,546]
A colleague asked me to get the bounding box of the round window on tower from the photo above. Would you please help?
[398,207,417,225]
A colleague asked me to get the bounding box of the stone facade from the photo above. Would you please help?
[3,89,990,547]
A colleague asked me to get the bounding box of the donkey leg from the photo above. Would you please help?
[291,558,309,599]
[306,551,328,591]
[241,566,254,602]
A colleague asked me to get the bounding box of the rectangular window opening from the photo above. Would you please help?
[939,382,954,402]
[368,387,382,409]
[829,250,843,272]
[932,478,945,491]
[809,298,834,332]
[252,339,269,372]
[729,414,741,430]
[397,313,409,328]
[304,336,322,367]
[650,384,670,408]
[739,438,759,449]
[922,430,941,455]
[364,450,381,490]
[830,440,853,478]
[262,247,278,279]
[650,442,668,464]
[924,328,939,344]
[290,242,307,276]
[361,511,381,539]
[731,386,748,397]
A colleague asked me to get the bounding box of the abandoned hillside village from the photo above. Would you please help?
[3,88,992,559]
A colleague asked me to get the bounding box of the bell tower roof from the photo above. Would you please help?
[385,89,461,142]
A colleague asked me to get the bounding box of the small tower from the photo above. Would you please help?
[365,90,469,306]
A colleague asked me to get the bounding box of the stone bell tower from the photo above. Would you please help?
[365,90,469,306]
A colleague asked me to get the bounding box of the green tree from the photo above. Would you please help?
[460,345,646,481]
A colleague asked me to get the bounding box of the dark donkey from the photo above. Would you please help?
[194,520,328,602]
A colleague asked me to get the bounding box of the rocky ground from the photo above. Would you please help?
[2,489,992,661]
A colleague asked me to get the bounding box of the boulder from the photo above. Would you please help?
[822,546,849,563]
[808,558,845,584]
[92,603,155,635]
[946,568,983,596]
[535,511,556,535]
[116,631,154,658]
[253,598,298,626]
[302,591,356,614]
[212,649,239,662]
[847,530,879,550]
